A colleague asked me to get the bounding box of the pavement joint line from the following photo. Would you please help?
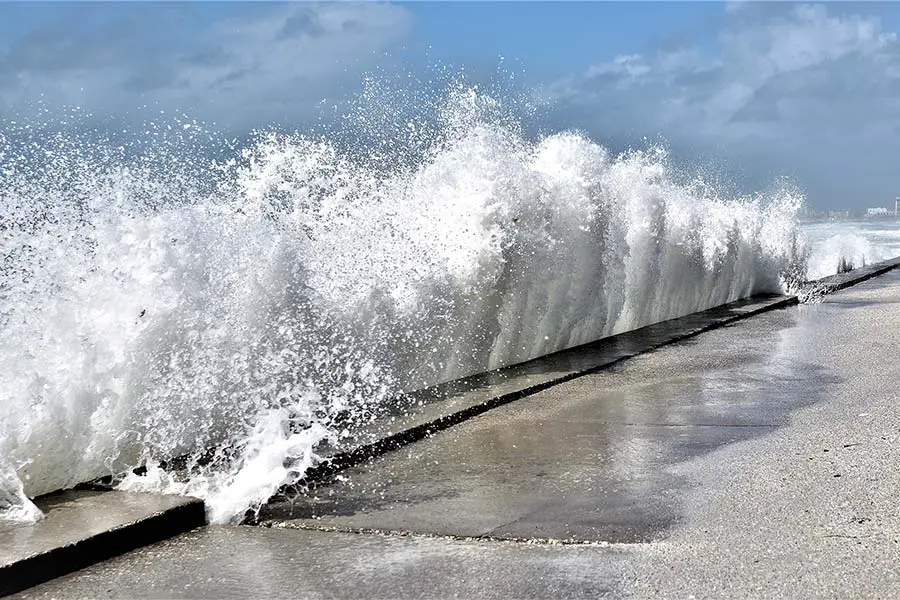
[257,520,625,548]
[621,422,777,428]
[562,421,779,428]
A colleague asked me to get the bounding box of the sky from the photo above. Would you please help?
[1,1,899,210]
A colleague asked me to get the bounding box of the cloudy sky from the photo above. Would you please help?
[1,1,899,209]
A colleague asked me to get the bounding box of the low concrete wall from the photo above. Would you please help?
[0,491,205,597]
[7,255,900,596]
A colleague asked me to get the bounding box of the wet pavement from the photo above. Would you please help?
[307,293,795,480]
[1,491,204,596]
[257,301,829,544]
[12,268,900,599]
[14,526,633,600]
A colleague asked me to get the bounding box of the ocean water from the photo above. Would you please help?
[0,87,876,526]
[802,218,900,280]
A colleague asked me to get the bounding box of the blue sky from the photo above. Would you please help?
[408,3,727,76]
[1,1,899,209]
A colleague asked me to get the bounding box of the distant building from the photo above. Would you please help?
[867,207,889,216]
[895,197,900,217]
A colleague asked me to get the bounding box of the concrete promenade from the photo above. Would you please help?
[12,269,900,599]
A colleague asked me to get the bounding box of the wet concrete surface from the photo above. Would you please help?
[629,269,900,598]
[0,491,205,596]
[311,294,796,468]
[259,305,832,543]
[13,526,633,600]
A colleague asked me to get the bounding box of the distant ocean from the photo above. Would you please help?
[1,86,894,526]
[802,218,900,280]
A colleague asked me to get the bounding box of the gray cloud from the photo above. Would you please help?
[3,2,898,209]
[278,8,326,40]
[546,3,900,208]
[0,2,413,131]
[121,66,181,94]
[186,47,234,69]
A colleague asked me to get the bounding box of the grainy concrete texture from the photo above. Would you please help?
[13,525,633,599]
[1,491,204,596]
[631,271,900,599]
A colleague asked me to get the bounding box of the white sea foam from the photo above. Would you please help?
[803,219,900,280]
[0,88,809,524]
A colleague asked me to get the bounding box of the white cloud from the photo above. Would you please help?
[560,4,898,131]
[724,4,894,76]
[546,3,900,206]
[585,54,651,86]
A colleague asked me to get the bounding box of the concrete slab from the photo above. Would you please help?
[11,525,634,600]
[0,491,205,597]
[628,268,900,598]
[261,258,900,542]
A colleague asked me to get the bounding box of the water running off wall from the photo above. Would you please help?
[0,87,809,525]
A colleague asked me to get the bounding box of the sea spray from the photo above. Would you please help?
[0,87,808,524]
[804,226,896,280]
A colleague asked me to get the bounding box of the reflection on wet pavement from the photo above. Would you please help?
[261,302,844,543]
